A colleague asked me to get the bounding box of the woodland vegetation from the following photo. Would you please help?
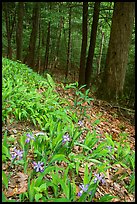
[2,2,135,107]
[2,2,135,202]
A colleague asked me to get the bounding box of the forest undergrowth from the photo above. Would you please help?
[2,58,135,202]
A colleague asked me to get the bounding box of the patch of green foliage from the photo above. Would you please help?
[2,58,135,202]
[2,58,75,128]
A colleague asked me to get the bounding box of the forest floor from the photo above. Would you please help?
[3,79,135,202]
[55,83,135,202]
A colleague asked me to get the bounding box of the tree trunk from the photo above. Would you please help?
[54,16,63,68]
[3,2,16,59]
[36,13,41,73]
[44,21,51,71]
[97,2,135,102]
[97,31,104,75]
[26,2,39,68]
[65,6,72,79]
[78,2,88,86]
[16,2,24,61]
[85,2,100,88]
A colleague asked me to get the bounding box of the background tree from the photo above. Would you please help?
[25,2,40,68]
[36,11,41,73]
[96,2,135,102]
[16,2,24,61]
[97,29,104,75]
[65,4,72,79]
[85,2,100,88]
[3,2,16,59]
[78,2,88,86]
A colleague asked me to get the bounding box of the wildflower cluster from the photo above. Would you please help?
[62,133,70,144]
[94,173,105,184]
[78,120,84,127]
[11,147,24,160]
[77,184,92,197]
[106,145,112,151]
[33,161,44,172]
[25,133,35,143]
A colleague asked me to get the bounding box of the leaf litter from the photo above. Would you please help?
[2,83,135,202]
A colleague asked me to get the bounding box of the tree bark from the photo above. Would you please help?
[44,21,51,71]
[55,16,63,67]
[97,2,135,102]
[97,31,104,75]
[16,2,24,61]
[43,3,52,72]
[26,2,39,68]
[36,13,41,73]
[78,2,88,86]
[85,2,100,88]
[65,5,72,79]
[3,2,16,59]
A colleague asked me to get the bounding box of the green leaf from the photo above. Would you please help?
[35,174,45,187]
[39,183,47,192]
[79,84,86,90]
[43,166,60,175]
[84,164,89,185]
[59,178,69,199]
[45,181,58,197]
[47,73,55,88]
[50,154,70,164]
[45,198,71,202]
[74,142,91,151]
[29,179,35,202]
[76,161,80,175]
[35,193,42,202]
[2,155,7,162]
[88,158,102,164]
[63,166,69,183]
[78,191,88,202]
[2,192,7,202]
[2,171,8,189]
[99,194,117,202]
[2,145,10,159]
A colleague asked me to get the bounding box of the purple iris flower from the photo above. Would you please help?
[77,184,92,196]
[62,133,70,144]
[11,148,24,160]
[107,145,112,151]
[25,133,35,143]
[78,120,84,127]
[33,161,44,172]
[94,173,105,184]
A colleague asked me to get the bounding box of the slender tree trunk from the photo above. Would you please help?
[97,2,135,102]
[44,21,51,71]
[55,16,63,66]
[26,2,39,68]
[3,3,16,59]
[34,10,41,73]
[65,6,72,79]
[37,20,41,73]
[85,2,100,88]
[16,2,24,61]
[78,2,88,86]
[97,31,104,75]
